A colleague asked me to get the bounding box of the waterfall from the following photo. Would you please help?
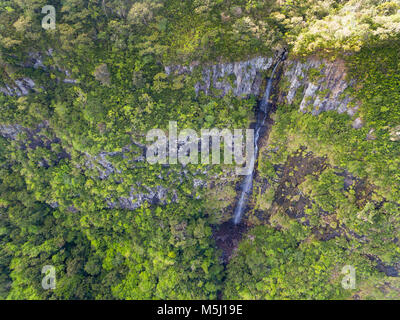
[233,58,282,225]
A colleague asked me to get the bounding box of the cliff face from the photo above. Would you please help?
[0,51,76,97]
[165,55,359,120]
[0,78,36,97]
[166,56,275,97]
[0,121,177,211]
[1,54,358,117]
[0,124,23,139]
[0,54,360,212]
[279,57,359,117]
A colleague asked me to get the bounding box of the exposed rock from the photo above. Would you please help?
[0,51,47,96]
[390,125,400,142]
[83,144,145,180]
[280,57,357,115]
[50,202,59,209]
[26,52,46,69]
[85,151,122,180]
[166,56,275,98]
[167,55,358,118]
[0,124,23,139]
[0,77,35,97]
[63,70,77,84]
[193,178,207,188]
[352,117,364,129]
[0,50,77,96]
[108,184,172,211]
[1,54,364,214]
[366,128,377,141]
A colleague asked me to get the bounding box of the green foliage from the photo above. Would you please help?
[224,226,375,300]
[1,0,400,301]
[299,169,346,213]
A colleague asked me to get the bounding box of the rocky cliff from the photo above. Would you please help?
[0,54,361,212]
[166,54,360,122]
[166,56,275,97]
[278,57,361,122]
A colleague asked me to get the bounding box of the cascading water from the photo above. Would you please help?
[233,57,282,225]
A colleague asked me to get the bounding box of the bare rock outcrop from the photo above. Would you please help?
[279,57,359,116]
[167,55,359,120]
[166,56,275,98]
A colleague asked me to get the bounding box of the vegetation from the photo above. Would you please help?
[0,0,399,300]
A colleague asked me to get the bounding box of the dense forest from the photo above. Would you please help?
[0,0,399,300]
